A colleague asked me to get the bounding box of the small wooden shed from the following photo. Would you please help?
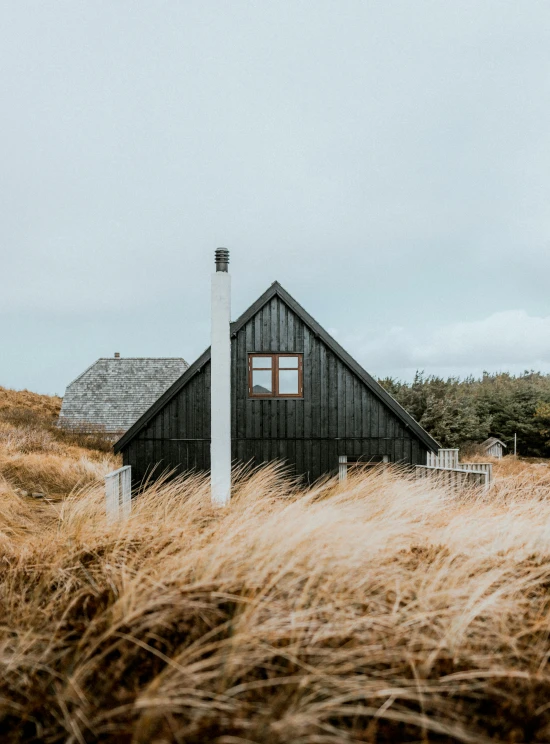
[481,437,507,459]
[114,282,439,484]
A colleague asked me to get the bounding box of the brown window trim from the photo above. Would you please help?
[248,353,303,398]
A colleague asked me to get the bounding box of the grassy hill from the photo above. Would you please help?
[1,386,550,742]
[0,385,119,498]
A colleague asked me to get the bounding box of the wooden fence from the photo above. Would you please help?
[105,465,132,521]
[457,462,493,483]
[416,465,488,491]
[426,449,459,469]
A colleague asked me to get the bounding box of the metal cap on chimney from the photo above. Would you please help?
[114,352,120,358]
[215,247,229,273]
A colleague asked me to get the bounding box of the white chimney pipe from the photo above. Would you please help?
[211,248,231,505]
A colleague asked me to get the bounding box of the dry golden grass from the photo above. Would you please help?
[0,386,119,497]
[0,386,62,420]
[2,385,550,742]
[1,461,550,743]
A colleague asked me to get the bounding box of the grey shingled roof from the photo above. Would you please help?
[58,357,188,434]
[482,437,507,449]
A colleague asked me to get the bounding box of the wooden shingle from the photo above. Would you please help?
[58,357,188,434]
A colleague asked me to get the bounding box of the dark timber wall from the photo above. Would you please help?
[122,294,429,484]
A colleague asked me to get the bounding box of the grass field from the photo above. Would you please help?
[2,386,550,742]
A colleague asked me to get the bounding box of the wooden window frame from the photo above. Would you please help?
[248,353,303,398]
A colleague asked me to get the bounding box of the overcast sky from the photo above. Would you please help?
[1,1,549,395]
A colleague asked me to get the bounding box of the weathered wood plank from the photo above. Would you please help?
[303,328,312,438]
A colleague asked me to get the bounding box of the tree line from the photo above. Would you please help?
[379,371,550,457]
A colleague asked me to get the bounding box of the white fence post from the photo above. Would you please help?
[105,465,132,521]
[338,455,347,482]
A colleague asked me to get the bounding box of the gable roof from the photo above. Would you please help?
[114,283,440,453]
[482,437,507,449]
[59,357,188,434]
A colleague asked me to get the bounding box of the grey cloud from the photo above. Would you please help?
[337,310,550,380]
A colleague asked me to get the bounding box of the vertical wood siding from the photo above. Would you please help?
[124,296,429,484]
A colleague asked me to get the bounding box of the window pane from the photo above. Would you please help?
[278,369,299,395]
[252,369,272,394]
[278,355,299,368]
[252,356,272,369]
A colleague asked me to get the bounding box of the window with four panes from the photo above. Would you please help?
[248,354,303,398]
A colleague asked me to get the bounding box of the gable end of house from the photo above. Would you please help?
[114,283,439,457]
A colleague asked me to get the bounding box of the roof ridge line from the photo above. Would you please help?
[64,358,188,393]
[96,357,188,361]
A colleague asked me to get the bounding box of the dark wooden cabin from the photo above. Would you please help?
[114,282,439,483]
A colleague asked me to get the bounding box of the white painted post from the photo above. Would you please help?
[338,455,347,482]
[211,248,231,506]
[105,474,118,520]
[105,465,132,521]
[121,466,131,518]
